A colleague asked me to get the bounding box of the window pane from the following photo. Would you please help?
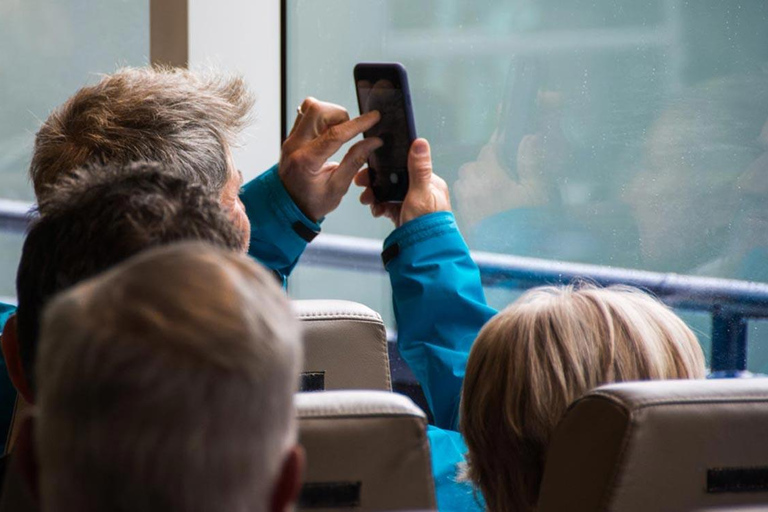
[0,232,23,300]
[0,0,149,202]
[286,0,768,282]
[286,0,768,334]
[0,1,148,302]
[748,320,768,375]
[289,266,396,327]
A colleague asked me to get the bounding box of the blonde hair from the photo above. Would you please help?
[30,66,254,201]
[35,242,302,512]
[460,284,705,512]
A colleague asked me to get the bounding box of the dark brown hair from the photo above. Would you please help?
[16,161,244,392]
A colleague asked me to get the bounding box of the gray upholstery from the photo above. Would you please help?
[296,390,436,511]
[294,300,391,392]
[538,379,768,512]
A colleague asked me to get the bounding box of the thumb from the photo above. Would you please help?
[407,138,433,190]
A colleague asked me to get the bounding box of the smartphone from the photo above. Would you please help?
[497,57,542,180]
[354,62,417,203]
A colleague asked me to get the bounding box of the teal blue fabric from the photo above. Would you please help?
[0,303,18,450]
[384,212,497,511]
[427,426,484,511]
[384,212,497,431]
[0,304,14,337]
[240,165,322,282]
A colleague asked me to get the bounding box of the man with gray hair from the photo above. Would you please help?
[34,243,303,512]
[0,65,379,446]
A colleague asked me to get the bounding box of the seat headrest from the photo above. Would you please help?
[538,379,768,512]
[296,389,426,419]
[293,300,391,392]
[297,391,435,511]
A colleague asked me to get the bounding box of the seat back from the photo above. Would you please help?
[295,300,391,392]
[538,379,768,512]
[297,390,436,511]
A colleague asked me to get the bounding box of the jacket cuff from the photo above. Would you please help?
[241,164,322,242]
[382,212,458,266]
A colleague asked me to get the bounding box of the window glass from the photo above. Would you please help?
[748,320,768,375]
[0,0,148,298]
[286,0,768,328]
[0,233,23,304]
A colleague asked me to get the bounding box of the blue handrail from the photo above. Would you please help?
[0,200,31,234]
[3,199,767,371]
[303,233,768,317]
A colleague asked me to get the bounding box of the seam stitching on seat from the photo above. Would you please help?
[589,391,768,410]
[376,323,393,391]
[298,312,383,321]
[298,410,425,419]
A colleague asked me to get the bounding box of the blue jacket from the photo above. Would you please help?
[0,304,19,442]
[240,164,323,281]
[384,211,497,511]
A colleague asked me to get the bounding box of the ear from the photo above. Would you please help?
[270,445,305,512]
[1,315,34,404]
[12,414,39,505]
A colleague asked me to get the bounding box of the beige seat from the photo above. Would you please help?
[296,390,436,511]
[294,300,391,392]
[538,379,768,512]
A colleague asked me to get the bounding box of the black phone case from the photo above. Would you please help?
[354,62,417,203]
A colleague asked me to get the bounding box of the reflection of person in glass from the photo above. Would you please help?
[625,73,768,282]
[453,57,640,267]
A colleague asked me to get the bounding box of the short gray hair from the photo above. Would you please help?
[35,242,302,512]
[30,66,254,202]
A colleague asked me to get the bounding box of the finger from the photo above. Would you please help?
[382,204,402,225]
[407,138,434,191]
[331,137,383,192]
[359,187,375,206]
[288,110,304,137]
[354,168,371,188]
[517,134,543,182]
[306,110,381,164]
[292,97,351,142]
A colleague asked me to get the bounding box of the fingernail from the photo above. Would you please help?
[414,139,428,155]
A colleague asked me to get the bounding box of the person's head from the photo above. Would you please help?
[34,243,304,512]
[460,284,706,512]
[3,161,244,403]
[29,66,253,246]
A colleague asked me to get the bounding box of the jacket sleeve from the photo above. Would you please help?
[384,212,497,431]
[240,165,322,282]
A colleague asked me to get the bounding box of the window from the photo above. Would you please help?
[285,0,768,369]
[0,0,149,300]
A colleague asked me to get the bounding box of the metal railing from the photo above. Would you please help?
[302,235,768,373]
[4,199,768,372]
[0,200,30,234]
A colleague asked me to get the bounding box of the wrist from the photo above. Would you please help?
[278,168,322,223]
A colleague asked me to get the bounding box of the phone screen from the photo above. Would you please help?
[498,57,542,179]
[355,65,415,202]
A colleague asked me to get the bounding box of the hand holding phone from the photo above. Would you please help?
[355,137,452,228]
[354,63,417,202]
